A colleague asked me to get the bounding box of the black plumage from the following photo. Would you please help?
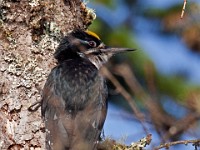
[41,29,133,150]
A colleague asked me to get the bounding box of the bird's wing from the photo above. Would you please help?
[41,69,73,150]
[71,78,108,150]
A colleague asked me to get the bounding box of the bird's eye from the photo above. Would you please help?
[88,41,97,47]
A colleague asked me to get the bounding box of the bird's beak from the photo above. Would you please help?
[100,47,135,54]
[84,43,135,55]
[99,43,135,54]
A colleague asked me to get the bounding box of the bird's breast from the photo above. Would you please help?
[53,59,106,112]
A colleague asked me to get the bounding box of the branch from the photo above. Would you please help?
[100,66,149,135]
[155,139,200,150]
[181,0,187,19]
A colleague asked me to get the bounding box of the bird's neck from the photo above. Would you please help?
[87,53,112,69]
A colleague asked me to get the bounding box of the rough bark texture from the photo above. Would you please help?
[0,0,94,149]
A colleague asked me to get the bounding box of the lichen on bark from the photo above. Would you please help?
[0,0,94,149]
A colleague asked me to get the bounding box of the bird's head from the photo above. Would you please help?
[54,29,134,69]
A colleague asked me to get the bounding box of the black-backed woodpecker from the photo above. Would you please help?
[41,29,133,150]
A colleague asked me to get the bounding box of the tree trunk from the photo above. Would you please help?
[0,0,92,149]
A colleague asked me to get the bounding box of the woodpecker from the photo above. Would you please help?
[41,29,133,150]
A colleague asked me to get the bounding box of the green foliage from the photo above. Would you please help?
[93,0,117,9]
[143,5,183,18]
[156,73,200,102]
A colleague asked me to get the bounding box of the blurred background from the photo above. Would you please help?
[88,0,200,149]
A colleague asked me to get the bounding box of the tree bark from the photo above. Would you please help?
[0,0,92,149]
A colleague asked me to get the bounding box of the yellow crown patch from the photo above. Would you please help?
[85,30,101,40]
